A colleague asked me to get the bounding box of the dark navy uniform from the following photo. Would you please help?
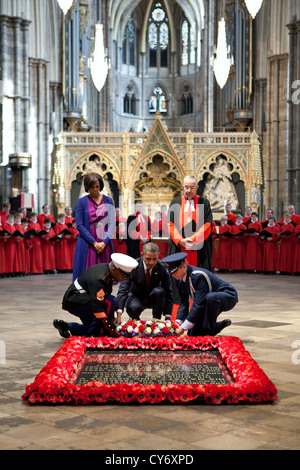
[61,263,118,337]
[161,253,238,336]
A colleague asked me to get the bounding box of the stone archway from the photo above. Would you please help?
[133,153,182,218]
[69,153,120,209]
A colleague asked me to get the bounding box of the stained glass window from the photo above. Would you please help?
[160,23,168,50]
[128,20,135,66]
[152,7,165,22]
[122,18,136,66]
[148,2,169,68]
[182,20,189,66]
[181,18,196,65]
[149,23,158,50]
[149,86,167,113]
[190,27,196,64]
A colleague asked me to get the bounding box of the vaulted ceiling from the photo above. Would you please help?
[109,0,205,49]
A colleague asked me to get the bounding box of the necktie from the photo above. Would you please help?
[187,200,192,217]
[146,269,151,289]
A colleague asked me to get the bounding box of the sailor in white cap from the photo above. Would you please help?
[53,253,138,338]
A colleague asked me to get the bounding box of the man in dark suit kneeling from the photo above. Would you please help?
[117,242,173,321]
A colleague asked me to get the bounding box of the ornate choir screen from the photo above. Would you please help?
[52,114,262,221]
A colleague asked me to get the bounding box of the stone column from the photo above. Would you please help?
[287,17,300,211]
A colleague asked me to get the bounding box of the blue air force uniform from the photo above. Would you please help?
[161,253,238,336]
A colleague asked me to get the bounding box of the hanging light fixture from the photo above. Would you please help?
[245,0,263,19]
[211,17,234,89]
[90,24,110,92]
[57,0,73,15]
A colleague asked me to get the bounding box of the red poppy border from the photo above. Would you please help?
[22,336,277,405]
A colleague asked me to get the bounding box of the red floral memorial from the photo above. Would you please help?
[22,332,277,406]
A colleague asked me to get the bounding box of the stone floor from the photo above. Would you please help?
[0,271,299,452]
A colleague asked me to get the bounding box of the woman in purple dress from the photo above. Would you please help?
[72,172,115,281]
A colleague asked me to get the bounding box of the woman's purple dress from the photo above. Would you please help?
[85,196,114,269]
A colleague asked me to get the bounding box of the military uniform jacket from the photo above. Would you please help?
[117,257,173,317]
[175,265,238,327]
[62,263,114,317]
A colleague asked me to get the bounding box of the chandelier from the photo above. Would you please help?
[57,0,73,15]
[211,18,234,89]
[90,24,110,92]
[245,0,263,18]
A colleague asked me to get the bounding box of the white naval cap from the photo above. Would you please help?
[111,253,138,273]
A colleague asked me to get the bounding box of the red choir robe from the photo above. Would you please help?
[0,211,10,226]
[2,222,17,274]
[277,222,295,273]
[65,215,75,228]
[68,225,79,268]
[54,222,72,271]
[230,223,246,271]
[161,213,168,237]
[244,221,262,271]
[260,218,280,229]
[226,213,236,226]
[27,220,43,273]
[261,225,280,272]
[113,217,127,254]
[281,213,300,227]
[151,217,168,259]
[294,225,300,273]
[243,216,251,227]
[217,223,232,270]
[13,223,26,274]
[22,228,31,275]
[37,212,55,228]
[40,226,56,271]
[212,221,218,269]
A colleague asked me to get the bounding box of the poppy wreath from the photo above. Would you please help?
[22,335,277,405]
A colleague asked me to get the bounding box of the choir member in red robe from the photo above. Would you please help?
[212,221,218,270]
[68,219,79,268]
[243,206,252,227]
[37,204,55,228]
[3,214,17,275]
[230,214,246,271]
[21,218,31,274]
[225,204,236,226]
[27,213,43,274]
[277,213,295,274]
[260,209,280,229]
[40,217,56,273]
[13,213,26,275]
[0,202,11,226]
[260,217,280,273]
[244,212,262,272]
[54,213,72,271]
[0,218,6,276]
[64,205,75,227]
[294,225,300,274]
[280,205,300,227]
[113,208,127,254]
[216,216,232,271]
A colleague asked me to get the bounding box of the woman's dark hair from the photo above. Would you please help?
[83,172,104,192]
